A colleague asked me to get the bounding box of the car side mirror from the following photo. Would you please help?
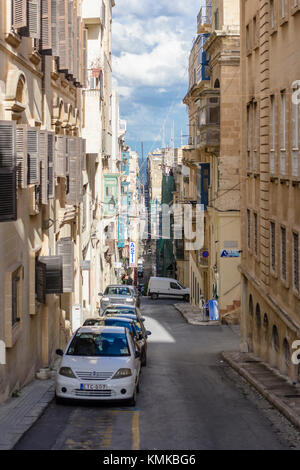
[141,317,145,322]
[146,331,152,336]
[98,293,103,297]
[135,350,141,359]
[56,349,64,356]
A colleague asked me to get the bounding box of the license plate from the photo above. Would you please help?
[80,384,108,391]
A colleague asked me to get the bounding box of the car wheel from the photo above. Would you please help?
[184,294,190,302]
[151,293,158,300]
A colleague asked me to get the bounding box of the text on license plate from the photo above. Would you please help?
[80,384,108,390]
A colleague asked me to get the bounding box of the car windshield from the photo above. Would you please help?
[83,319,104,326]
[104,287,131,296]
[105,319,135,334]
[67,332,130,357]
[105,307,136,315]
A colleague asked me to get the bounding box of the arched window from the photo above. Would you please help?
[283,339,290,364]
[263,313,269,330]
[256,303,261,327]
[16,76,25,104]
[249,294,254,316]
[214,79,220,89]
[272,325,280,352]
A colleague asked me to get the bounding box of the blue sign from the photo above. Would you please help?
[130,242,136,267]
[220,250,240,258]
[202,250,209,258]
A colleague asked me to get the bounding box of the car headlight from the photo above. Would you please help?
[112,368,132,379]
[102,297,110,302]
[59,367,76,378]
[125,297,134,302]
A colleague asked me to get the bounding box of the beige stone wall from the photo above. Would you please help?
[240,0,300,380]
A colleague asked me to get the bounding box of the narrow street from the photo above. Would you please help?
[14,299,298,450]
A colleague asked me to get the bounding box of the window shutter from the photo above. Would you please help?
[55,135,66,177]
[0,121,16,168]
[16,125,28,189]
[58,0,68,71]
[36,259,46,304]
[75,17,80,83]
[57,237,74,293]
[51,0,58,56]
[20,0,41,39]
[41,0,52,51]
[27,128,39,185]
[39,131,48,204]
[0,168,17,222]
[66,137,77,205]
[12,0,27,29]
[66,136,70,175]
[47,132,55,198]
[82,28,88,87]
[81,138,86,171]
[68,0,74,76]
[40,255,63,294]
[76,137,83,203]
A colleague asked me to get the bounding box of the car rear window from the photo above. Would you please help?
[67,332,130,357]
[104,287,131,296]
[105,307,136,315]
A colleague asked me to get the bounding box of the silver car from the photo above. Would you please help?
[99,285,136,313]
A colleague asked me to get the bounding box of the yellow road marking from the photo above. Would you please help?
[131,411,140,450]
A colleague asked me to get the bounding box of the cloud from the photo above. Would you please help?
[112,0,200,150]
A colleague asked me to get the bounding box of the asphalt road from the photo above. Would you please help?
[14,298,297,450]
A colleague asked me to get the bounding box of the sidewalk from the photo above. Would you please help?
[223,351,300,430]
[173,303,221,326]
[0,370,57,450]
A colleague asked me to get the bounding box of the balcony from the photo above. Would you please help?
[197,89,220,148]
[82,0,105,26]
[197,4,212,34]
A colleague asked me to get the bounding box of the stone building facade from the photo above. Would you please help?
[183,0,241,318]
[0,0,115,403]
[240,0,300,380]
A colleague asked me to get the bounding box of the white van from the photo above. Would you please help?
[147,277,190,301]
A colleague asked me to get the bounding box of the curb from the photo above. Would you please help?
[222,351,300,431]
[0,371,57,450]
[173,303,221,326]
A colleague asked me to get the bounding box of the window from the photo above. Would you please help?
[12,270,20,326]
[254,213,258,255]
[280,91,286,174]
[281,227,287,281]
[292,83,299,177]
[246,24,251,51]
[247,104,252,169]
[293,232,299,292]
[281,0,285,17]
[253,102,258,171]
[272,325,280,352]
[270,95,276,173]
[67,332,130,357]
[253,16,258,47]
[270,222,276,272]
[247,209,251,249]
[270,0,275,28]
[170,282,180,290]
[214,9,219,30]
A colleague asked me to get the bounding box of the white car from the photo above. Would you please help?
[55,326,141,405]
[147,276,190,301]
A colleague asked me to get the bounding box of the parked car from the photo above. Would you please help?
[102,304,144,322]
[99,285,136,312]
[147,277,190,301]
[84,316,151,367]
[55,326,141,405]
[128,285,141,307]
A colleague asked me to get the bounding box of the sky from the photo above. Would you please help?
[112,0,202,159]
